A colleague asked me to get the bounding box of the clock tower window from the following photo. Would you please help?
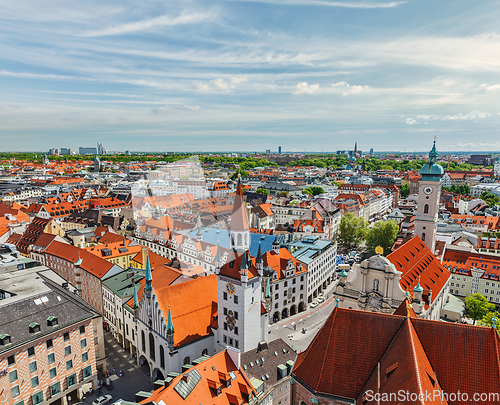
[424,204,429,214]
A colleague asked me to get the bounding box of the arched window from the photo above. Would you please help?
[424,204,429,214]
[237,234,242,246]
[422,233,426,241]
[202,349,208,356]
[160,345,165,369]
[141,330,146,352]
[275,293,279,300]
[149,332,155,361]
[183,356,191,365]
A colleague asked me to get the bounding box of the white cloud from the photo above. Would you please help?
[295,82,320,94]
[152,105,201,115]
[409,110,492,124]
[481,83,500,91]
[194,77,248,92]
[84,11,212,37]
[0,70,91,81]
[233,0,406,8]
[331,81,370,95]
[405,118,420,125]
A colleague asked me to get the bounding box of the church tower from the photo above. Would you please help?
[217,179,265,353]
[229,179,250,251]
[414,140,444,254]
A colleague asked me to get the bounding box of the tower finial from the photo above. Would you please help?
[493,311,498,329]
[145,251,152,291]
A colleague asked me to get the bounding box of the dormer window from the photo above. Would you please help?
[0,333,11,345]
[47,316,58,327]
[29,322,41,333]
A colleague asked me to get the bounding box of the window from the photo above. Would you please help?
[183,356,191,365]
[223,335,227,343]
[46,339,53,349]
[65,346,72,356]
[11,386,20,398]
[234,311,238,320]
[50,382,61,397]
[80,325,86,334]
[275,293,279,300]
[223,292,227,300]
[9,370,18,382]
[235,340,239,348]
[49,368,57,378]
[31,376,39,388]
[32,392,44,405]
[63,332,70,342]
[224,307,228,315]
[235,327,238,335]
[82,365,92,379]
[67,374,77,388]
[27,346,35,357]
[424,204,429,214]
[66,360,73,370]
[234,295,238,304]
[82,352,89,362]
[48,353,55,364]
[422,233,426,241]
[81,339,87,349]
[224,322,228,331]
[29,361,37,373]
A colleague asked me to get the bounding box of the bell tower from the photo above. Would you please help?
[229,178,250,252]
[414,139,443,254]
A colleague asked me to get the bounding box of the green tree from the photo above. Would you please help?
[478,311,500,332]
[338,213,368,252]
[365,220,399,256]
[230,169,249,180]
[400,184,410,198]
[256,188,269,195]
[480,191,500,207]
[465,293,495,324]
[302,186,325,196]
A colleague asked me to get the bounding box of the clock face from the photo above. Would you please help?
[226,282,235,295]
[423,186,433,195]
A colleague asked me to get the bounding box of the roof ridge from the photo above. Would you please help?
[314,306,339,392]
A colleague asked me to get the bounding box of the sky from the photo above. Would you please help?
[1,0,500,152]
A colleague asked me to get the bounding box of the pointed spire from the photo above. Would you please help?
[493,312,498,329]
[256,242,262,264]
[133,282,139,309]
[145,251,152,291]
[167,305,174,335]
[335,293,339,308]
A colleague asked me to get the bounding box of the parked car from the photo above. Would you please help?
[317,296,325,303]
[310,302,318,308]
[92,396,112,405]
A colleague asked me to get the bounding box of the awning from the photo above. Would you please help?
[79,382,93,396]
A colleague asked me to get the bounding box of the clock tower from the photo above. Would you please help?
[414,140,444,254]
[216,180,266,353]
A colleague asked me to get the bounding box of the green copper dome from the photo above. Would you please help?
[420,140,444,180]
[339,269,348,278]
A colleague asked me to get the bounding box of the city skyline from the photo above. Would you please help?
[1,0,500,151]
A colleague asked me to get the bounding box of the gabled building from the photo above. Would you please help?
[139,348,256,405]
[292,307,500,405]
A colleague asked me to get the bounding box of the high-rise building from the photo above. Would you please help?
[60,148,71,155]
[278,146,282,154]
[369,148,374,156]
[79,147,97,155]
[97,143,105,155]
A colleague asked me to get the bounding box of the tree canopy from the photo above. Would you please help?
[365,220,399,256]
[338,212,368,252]
[480,191,500,207]
[303,186,325,196]
[465,293,495,324]
[256,188,269,195]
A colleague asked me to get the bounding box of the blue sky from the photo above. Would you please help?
[1,0,500,152]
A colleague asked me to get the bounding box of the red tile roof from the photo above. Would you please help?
[293,308,500,404]
[387,236,450,310]
[230,183,249,232]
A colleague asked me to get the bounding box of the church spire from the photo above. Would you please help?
[145,251,152,292]
[166,305,175,351]
[133,282,139,309]
[229,177,250,251]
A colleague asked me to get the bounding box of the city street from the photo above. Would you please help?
[269,292,337,353]
[80,333,154,405]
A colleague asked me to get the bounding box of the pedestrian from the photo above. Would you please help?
[113,368,116,374]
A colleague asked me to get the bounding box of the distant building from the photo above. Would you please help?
[97,143,105,155]
[79,147,97,155]
[48,148,58,155]
[265,149,271,154]
[278,146,282,154]
[60,148,71,155]
[495,157,500,177]
[468,154,494,166]
[369,147,374,156]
